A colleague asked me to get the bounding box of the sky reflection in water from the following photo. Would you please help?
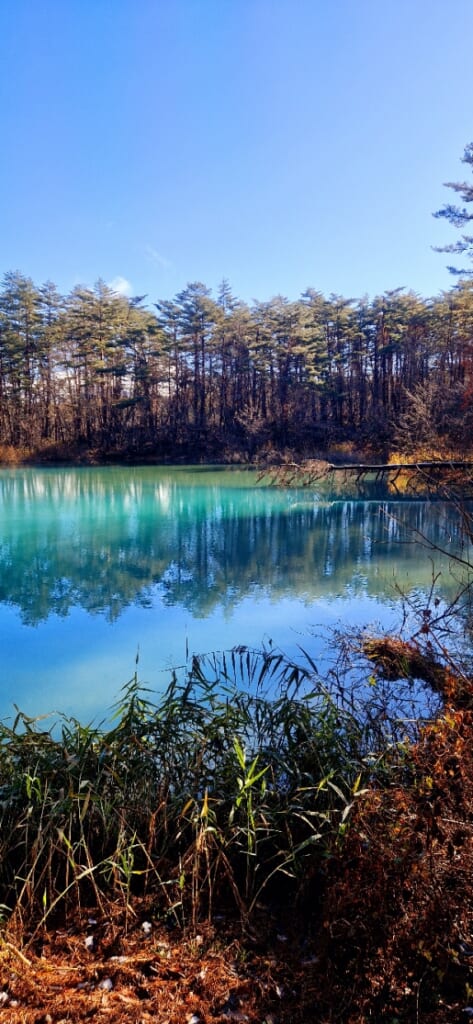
[0,466,466,722]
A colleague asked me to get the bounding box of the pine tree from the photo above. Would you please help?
[434,142,473,275]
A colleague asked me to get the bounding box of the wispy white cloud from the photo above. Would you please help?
[108,275,133,296]
[144,245,172,271]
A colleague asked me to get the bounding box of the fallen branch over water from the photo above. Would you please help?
[327,461,473,472]
[363,635,473,708]
[262,458,473,493]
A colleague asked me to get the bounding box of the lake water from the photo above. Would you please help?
[0,465,467,723]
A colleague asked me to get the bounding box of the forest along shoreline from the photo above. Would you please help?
[0,459,473,1021]
[1,273,473,468]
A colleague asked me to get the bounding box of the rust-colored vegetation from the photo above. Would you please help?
[2,634,473,1022]
[316,703,473,1022]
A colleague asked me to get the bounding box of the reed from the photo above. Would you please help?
[0,647,415,941]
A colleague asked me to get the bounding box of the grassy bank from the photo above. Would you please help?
[0,650,405,938]
[2,643,473,1020]
[0,438,387,468]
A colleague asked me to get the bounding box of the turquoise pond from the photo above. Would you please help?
[0,465,467,723]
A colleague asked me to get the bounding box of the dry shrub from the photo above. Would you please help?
[313,706,473,1022]
[0,444,31,464]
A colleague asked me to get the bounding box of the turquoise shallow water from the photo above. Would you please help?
[0,465,465,722]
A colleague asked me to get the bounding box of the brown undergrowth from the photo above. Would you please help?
[4,703,473,1023]
[309,636,473,1022]
[0,910,318,1023]
[313,706,473,1022]
[2,642,473,1021]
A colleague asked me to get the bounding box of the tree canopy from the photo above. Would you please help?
[434,141,473,275]
[0,271,472,461]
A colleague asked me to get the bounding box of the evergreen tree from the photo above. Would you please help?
[434,142,473,275]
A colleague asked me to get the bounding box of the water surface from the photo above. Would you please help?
[0,466,466,721]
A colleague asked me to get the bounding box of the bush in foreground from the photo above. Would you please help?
[0,648,409,943]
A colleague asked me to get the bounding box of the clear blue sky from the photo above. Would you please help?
[1,0,473,305]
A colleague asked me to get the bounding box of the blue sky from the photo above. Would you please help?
[1,0,473,305]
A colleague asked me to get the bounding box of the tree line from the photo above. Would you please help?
[1,271,473,460]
